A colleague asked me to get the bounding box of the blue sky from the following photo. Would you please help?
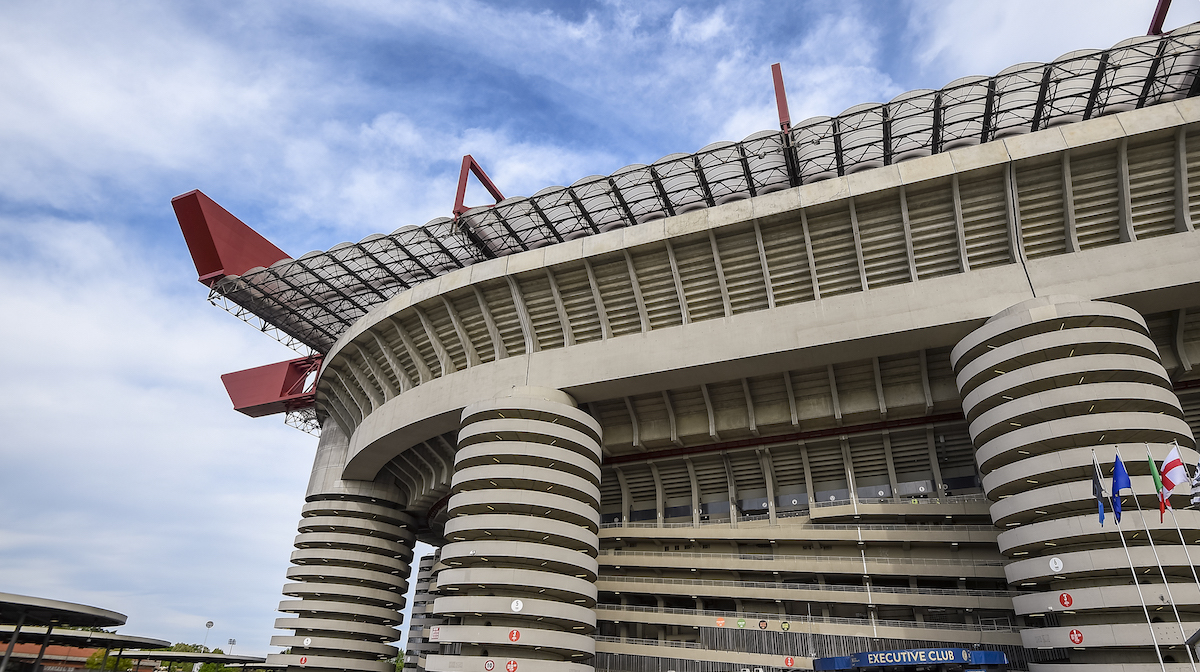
[2,0,1198,657]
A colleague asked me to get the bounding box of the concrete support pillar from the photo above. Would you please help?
[268,420,416,672]
[953,295,1200,666]
[428,387,602,672]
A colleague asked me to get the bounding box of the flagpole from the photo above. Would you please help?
[1108,450,1167,671]
[1166,441,1200,588]
[1123,445,1197,671]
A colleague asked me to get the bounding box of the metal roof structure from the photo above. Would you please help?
[0,593,126,629]
[0,627,170,651]
[196,23,1200,355]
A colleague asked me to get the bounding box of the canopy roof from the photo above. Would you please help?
[0,593,126,629]
[0,626,169,651]
[193,23,1200,354]
[119,651,266,664]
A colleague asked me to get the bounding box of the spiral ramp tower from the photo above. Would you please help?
[268,420,416,672]
[952,296,1200,671]
[425,387,602,672]
[405,552,443,672]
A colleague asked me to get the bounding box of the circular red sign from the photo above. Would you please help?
[1069,629,1084,645]
[484,661,494,672]
[506,662,518,672]
[1059,592,1073,608]
[508,629,520,642]
[785,656,795,667]
[299,657,307,666]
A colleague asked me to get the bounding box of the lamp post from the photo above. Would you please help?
[201,622,213,652]
[227,639,235,654]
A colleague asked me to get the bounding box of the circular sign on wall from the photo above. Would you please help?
[716,617,725,627]
[508,630,521,642]
[511,599,523,613]
[737,618,746,628]
[1049,557,1064,573]
[781,621,790,631]
[785,657,795,668]
[1069,629,1084,645]
[303,637,312,647]
[506,662,518,672]
[484,661,494,672]
[1059,593,1073,608]
[758,620,768,630]
[299,657,307,666]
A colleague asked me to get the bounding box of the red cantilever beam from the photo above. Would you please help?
[221,356,322,417]
[1148,0,1172,35]
[172,189,291,286]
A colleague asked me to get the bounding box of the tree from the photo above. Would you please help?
[84,650,132,671]
[154,643,235,672]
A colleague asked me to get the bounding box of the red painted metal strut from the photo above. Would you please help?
[452,155,506,218]
[172,190,290,286]
[771,63,792,132]
[1149,0,1173,35]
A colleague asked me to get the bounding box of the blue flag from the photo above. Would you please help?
[1111,455,1131,523]
[1092,458,1106,526]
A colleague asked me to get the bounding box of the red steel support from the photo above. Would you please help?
[221,356,322,417]
[172,190,290,286]
[452,155,506,218]
[1149,0,1173,35]
[771,63,792,132]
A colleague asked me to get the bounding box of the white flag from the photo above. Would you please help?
[1160,446,1188,495]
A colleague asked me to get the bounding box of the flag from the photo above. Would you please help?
[1147,451,1166,525]
[1111,454,1131,524]
[1091,453,1106,526]
[1158,445,1188,503]
[1191,462,1200,508]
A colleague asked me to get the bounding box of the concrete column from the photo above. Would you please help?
[952,295,1200,666]
[428,387,602,672]
[268,419,415,672]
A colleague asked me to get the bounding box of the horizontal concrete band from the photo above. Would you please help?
[969,381,1184,444]
[997,508,1200,553]
[447,488,601,531]
[435,567,599,602]
[452,465,601,506]
[286,564,409,591]
[297,515,414,541]
[1013,582,1200,616]
[951,296,1147,371]
[269,634,397,658]
[294,531,412,556]
[290,547,410,573]
[1005,544,1200,583]
[594,578,1016,610]
[266,653,393,672]
[454,441,603,483]
[429,625,595,655]
[976,411,1195,472]
[278,599,404,624]
[956,326,1160,399]
[982,443,1200,495]
[597,552,1006,579]
[273,616,401,642]
[989,473,1193,522]
[599,522,1000,544]
[441,540,600,577]
[443,513,599,552]
[962,352,1171,422]
[432,595,596,627]
[461,395,603,443]
[424,655,594,672]
[300,499,415,527]
[282,582,405,606]
[457,419,602,463]
[1021,620,1200,648]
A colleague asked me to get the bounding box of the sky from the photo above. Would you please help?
[2,0,1199,658]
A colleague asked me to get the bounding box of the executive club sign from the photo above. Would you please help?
[849,648,971,666]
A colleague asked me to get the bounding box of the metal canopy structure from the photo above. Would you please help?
[0,593,126,630]
[119,650,267,664]
[195,23,1200,355]
[0,627,170,650]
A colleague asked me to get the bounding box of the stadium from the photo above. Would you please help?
[177,14,1200,672]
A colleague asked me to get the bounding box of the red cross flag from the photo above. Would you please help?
[1152,446,1188,522]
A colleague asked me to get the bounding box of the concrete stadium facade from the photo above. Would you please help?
[178,22,1200,672]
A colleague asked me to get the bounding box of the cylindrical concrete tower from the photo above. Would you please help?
[268,419,416,672]
[427,387,602,672]
[952,296,1200,669]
